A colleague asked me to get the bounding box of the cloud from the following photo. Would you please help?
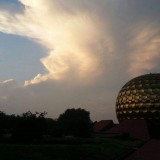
[0,0,115,85]
[0,0,160,121]
[128,23,160,76]
[0,80,35,115]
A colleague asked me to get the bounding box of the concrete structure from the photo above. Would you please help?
[92,120,114,133]
[106,119,150,140]
[126,140,160,160]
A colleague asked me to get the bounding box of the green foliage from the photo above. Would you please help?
[58,108,92,137]
[0,138,140,160]
[0,108,92,143]
[12,111,48,142]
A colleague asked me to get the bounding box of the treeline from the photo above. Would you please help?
[0,108,92,143]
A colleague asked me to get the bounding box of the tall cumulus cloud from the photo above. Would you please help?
[0,0,160,121]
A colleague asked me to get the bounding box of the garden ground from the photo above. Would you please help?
[0,138,143,160]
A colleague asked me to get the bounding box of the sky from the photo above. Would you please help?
[0,0,160,122]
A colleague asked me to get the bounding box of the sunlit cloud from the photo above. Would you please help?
[0,0,115,85]
[128,24,160,76]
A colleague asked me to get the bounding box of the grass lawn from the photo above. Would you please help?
[0,138,143,160]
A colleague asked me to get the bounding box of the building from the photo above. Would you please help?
[92,120,114,133]
[116,73,160,122]
[106,119,150,141]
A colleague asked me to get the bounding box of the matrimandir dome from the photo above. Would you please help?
[116,73,160,122]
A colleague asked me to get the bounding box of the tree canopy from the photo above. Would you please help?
[58,108,92,137]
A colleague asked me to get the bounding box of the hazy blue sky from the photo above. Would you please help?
[0,33,45,83]
[0,0,160,122]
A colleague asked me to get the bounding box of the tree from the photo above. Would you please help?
[0,111,7,134]
[13,111,47,142]
[58,108,92,137]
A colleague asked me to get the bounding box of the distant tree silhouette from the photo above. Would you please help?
[12,111,47,142]
[58,108,92,137]
[0,108,93,143]
[0,111,7,134]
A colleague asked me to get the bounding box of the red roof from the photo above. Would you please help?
[106,120,150,140]
[126,140,160,160]
[93,120,114,133]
